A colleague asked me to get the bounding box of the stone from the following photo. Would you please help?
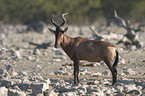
[5,64,14,75]
[12,85,21,91]
[0,78,21,87]
[123,68,135,75]
[92,72,102,77]
[55,50,63,55]
[59,67,66,71]
[10,49,16,56]
[11,71,18,76]
[35,75,44,81]
[102,71,110,76]
[80,69,87,73]
[85,72,92,75]
[52,59,61,62]
[123,84,138,93]
[0,87,8,96]
[18,81,32,91]
[60,92,77,96]
[15,50,22,59]
[105,87,116,95]
[87,80,99,85]
[0,69,11,78]
[0,79,14,87]
[54,70,65,75]
[43,78,51,84]
[126,89,142,95]
[33,48,40,55]
[80,72,86,75]
[8,89,26,96]
[44,89,58,96]
[18,71,28,77]
[30,82,49,94]
[63,72,71,75]
[33,65,42,70]
[120,58,125,64]
[114,83,124,92]
[119,77,134,84]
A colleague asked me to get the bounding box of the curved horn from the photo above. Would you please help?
[51,14,58,27]
[60,13,69,26]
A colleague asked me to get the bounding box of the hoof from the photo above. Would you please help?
[112,82,117,85]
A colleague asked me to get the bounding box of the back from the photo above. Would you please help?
[74,37,116,61]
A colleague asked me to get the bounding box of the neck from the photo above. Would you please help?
[60,34,74,59]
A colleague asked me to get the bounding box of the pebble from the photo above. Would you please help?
[33,48,40,55]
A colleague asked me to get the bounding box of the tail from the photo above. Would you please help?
[113,50,119,68]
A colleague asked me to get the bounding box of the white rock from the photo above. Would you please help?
[118,73,126,76]
[33,48,40,55]
[33,65,42,70]
[11,72,18,76]
[123,84,138,93]
[43,78,51,84]
[120,58,125,64]
[80,69,87,72]
[0,87,8,96]
[92,72,102,77]
[123,68,135,75]
[80,72,86,75]
[94,62,101,66]
[52,59,61,62]
[62,92,76,96]
[35,75,44,80]
[18,71,28,77]
[15,50,22,59]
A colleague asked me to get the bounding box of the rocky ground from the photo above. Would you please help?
[0,24,145,95]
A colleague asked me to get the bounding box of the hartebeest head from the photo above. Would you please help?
[48,13,68,48]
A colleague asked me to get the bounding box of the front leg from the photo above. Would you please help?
[73,53,79,84]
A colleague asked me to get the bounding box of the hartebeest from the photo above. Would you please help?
[48,13,119,85]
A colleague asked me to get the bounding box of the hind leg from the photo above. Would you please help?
[104,57,117,85]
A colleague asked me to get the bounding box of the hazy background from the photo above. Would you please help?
[0,0,145,25]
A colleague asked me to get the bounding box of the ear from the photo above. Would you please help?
[62,27,68,33]
[48,28,55,33]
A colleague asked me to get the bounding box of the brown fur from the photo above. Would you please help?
[61,34,116,62]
